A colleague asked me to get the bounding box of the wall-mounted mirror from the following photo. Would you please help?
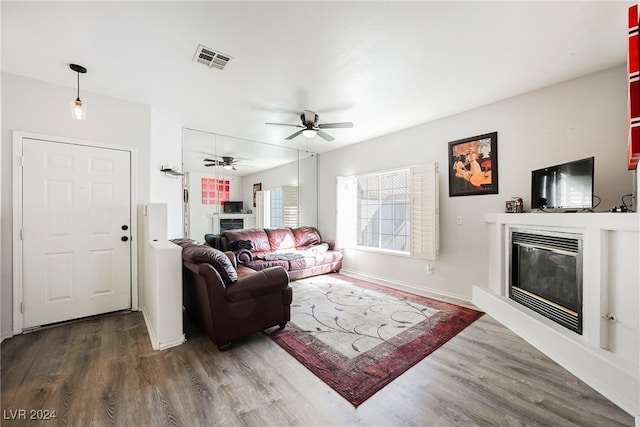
[182,128,317,241]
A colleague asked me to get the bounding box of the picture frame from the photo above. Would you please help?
[448,132,498,197]
[253,183,262,207]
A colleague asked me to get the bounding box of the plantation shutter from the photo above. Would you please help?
[410,162,439,260]
[282,185,300,228]
[336,175,357,248]
[255,190,265,228]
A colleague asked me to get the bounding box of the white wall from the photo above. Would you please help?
[1,73,151,338]
[150,108,183,239]
[318,66,632,301]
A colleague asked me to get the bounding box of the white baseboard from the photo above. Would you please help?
[141,307,160,350]
[473,285,638,417]
[140,307,185,351]
[339,268,474,308]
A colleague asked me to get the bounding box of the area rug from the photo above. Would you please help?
[265,273,484,407]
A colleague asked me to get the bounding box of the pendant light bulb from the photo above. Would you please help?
[69,64,87,120]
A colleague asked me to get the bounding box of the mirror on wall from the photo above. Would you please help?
[182,128,317,241]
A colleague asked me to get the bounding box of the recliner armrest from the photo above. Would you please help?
[226,266,289,302]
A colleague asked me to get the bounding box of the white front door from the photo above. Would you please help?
[21,138,132,328]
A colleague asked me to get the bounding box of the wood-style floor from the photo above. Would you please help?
[1,309,633,426]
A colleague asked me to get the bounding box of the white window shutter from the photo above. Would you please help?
[255,190,265,228]
[336,176,357,248]
[411,163,439,260]
[282,185,300,228]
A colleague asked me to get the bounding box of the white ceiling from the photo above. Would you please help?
[1,1,633,154]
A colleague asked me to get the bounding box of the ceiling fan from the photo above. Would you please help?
[266,110,353,142]
[204,156,239,170]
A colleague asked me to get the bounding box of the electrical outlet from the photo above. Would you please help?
[426,264,433,275]
[456,216,463,225]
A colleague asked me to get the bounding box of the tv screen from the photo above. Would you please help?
[223,201,243,213]
[531,157,594,210]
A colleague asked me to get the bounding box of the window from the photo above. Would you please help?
[269,188,283,227]
[337,163,439,260]
[255,186,299,228]
[357,169,410,252]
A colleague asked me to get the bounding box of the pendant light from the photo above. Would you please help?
[69,64,87,120]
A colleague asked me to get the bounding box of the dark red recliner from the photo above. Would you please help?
[172,240,292,350]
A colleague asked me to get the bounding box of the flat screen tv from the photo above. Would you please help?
[531,157,594,211]
[223,201,243,214]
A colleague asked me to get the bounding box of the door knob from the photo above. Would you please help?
[121,236,129,242]
[121,225,129,231]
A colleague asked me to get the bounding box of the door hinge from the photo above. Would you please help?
[20,229,24,240]
[18,156,24,167]
[20,302,24,313]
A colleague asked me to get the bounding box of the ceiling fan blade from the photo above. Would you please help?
[203,158,218,162]
[318,122,354,129]
[265,122,304,128]
[317,130,335,142]
[204,163,217,167]
[285,129,304,140]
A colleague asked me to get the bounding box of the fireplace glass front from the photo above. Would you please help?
[510,229,583,334]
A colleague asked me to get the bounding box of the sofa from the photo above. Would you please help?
[219,226,343,280]
[171,239,292,350]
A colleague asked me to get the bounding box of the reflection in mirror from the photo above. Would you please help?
[182,128,317,241]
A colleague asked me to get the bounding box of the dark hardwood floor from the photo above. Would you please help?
[1,309,633,426]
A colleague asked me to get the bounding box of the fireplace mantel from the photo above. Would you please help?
[474,212,639,417]
[207,213,256,234]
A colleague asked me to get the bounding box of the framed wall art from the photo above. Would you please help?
[253,182,262,207]
[448,131,498,197]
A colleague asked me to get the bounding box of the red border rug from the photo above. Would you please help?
[265,273,484,407]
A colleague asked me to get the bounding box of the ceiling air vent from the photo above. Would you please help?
[193,44,232,70]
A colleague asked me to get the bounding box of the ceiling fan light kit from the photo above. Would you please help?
[204,156,239,170]
[266,110,353,142]
[302,129,317,138]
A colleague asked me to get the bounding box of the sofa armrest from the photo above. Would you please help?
[323,240,336,250]
[236,248,253,264]
[226,266,289,303]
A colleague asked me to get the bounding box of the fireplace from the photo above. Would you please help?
[220,218,244,233]
[509,228,583,334]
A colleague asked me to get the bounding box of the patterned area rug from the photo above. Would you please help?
[265,273,484,407]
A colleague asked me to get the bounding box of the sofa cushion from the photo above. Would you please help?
[265,228,296,252]
[288,250,343,271]
[243,259,289,272]
[225,229,271,253]
[292,226,321,248]
[182,245,238,284]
